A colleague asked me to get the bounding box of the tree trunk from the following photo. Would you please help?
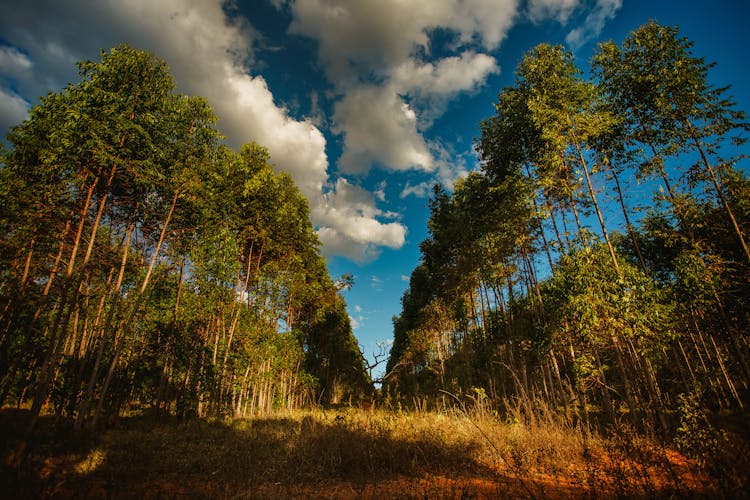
[573,140,620,273]
[75,219,135,430]
[607,161,648,274]
[689,130,750,264]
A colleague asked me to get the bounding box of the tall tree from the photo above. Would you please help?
[593,22,750,262]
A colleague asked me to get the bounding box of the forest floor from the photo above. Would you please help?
[0,406,745,498]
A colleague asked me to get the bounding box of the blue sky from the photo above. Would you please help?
[1,1,749,378]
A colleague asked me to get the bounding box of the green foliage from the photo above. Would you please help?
[304,296,371,404]
[0,45,368,425]
[387,21,750,447]
[674,388,723,466]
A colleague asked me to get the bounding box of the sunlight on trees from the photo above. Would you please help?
[0,45,369,429]
[386,22,750,438]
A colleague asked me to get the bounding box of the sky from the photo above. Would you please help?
[1,0,749,378]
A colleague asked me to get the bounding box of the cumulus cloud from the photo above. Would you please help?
[392,52,499,96]
[0,46,33,75]
[400,181,433,199]
[313,178,406,263]
[527,0,581,24]
[222,72,328,198]
[565,0,622,50]
[333,85,433,174]
[289,0,516,177]
[0,88,29,131]
[332,51,498,175]
[289,0,517,82]
[0,44,48,128]
[0,0,406,263]
[391,51,500,128]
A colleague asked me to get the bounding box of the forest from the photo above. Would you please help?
[0,44,370,431]
[387,20,749,454]
[1,22,749,498]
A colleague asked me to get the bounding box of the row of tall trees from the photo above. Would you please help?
[386,22,749,433]
[0,45,370,430]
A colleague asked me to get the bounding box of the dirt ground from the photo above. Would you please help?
[0,408,726,498]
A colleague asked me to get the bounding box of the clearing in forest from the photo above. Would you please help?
[2,407,740,498]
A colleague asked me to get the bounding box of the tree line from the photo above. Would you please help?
[0,45,370,431]
[385,22,750,434]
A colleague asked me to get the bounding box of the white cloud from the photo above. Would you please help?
[333,85,433,174]
[289,0,517,82]
[332,53,498,173]
[392,52,499,96]
[0,46,33,75]
[313,178,407,263]
[391,51,499,128]
[0,88,29,131]
[433,141,475,187]
[527,0,580,24]
[450,0,520,49]
[349,305,367,330]
[215,72,327,199]
[290,0,517,177]
[400,181,433,199]
[306,90,326,128]
[374,181,387,202]
[565,0,622,50]
[0,0,404,263]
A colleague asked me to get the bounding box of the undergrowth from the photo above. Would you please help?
[1,405,746,498]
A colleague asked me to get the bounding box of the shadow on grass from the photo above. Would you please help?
[1,409,506,498]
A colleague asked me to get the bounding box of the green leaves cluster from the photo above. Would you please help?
[386,22,750,433]
[0,45,368,426]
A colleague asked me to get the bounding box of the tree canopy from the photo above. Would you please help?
[0,45,369,429]
[386,22,750,434]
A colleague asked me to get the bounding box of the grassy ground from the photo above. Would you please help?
[1,406,745,498]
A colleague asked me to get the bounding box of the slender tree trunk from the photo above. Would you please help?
[81,164,117,268]
[75,219,135,430]
[570,197,585,246]
[546,198,569,251]
[607,161,648,274]
[573,140,620,273]
[66,176,99,277]
[689,130,750,264]
[92,289,149,427]
[18,236,35,291]
[140,190,179,295]
[91,188,179,427]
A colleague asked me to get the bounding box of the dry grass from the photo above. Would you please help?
[1,406,742,498]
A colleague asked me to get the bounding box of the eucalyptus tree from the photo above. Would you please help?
[517,44,621,272]
[595,22,750,399]
[386,263,433,386]
[1,44,368,425]
[304,294,370,405]
[478,84,566,264]
[593,21,750,263]
[0,45,219,429]
[73,56,222,428]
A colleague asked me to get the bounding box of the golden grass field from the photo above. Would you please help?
[1,405,745,498]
